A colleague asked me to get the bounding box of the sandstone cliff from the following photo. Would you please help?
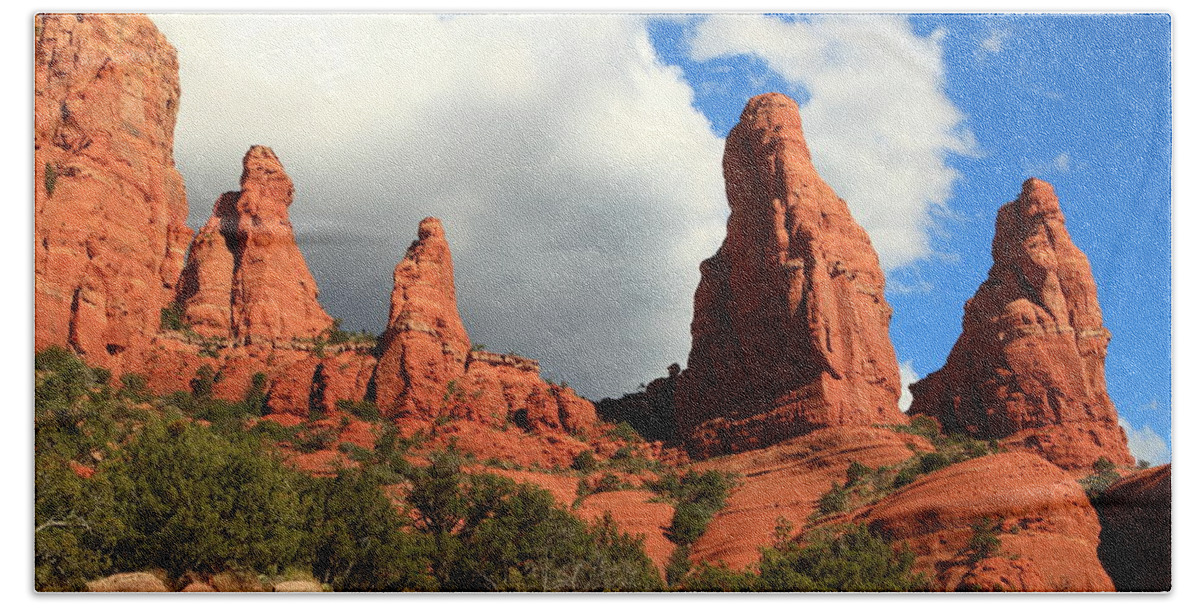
[674,92,905,457]
[35,14,192,370]
[176,146,333,344]
[909,179,1133,469]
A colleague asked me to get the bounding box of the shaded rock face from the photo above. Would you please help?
[595,364,680,443]
[1093,464,1171,591]
[176,146,333,344]
[675,93,905,457]
[34,14,192,369]
[910,179,1132,470]
[856,452,1115,591]
[372,219,598,434]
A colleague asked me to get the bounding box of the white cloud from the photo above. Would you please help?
[1020,151,1074,176]
[1119,417,1170,466]
[152,14,728,398]
[688,14,976,269]
[980,27,1010,54]
[897,360,919,412]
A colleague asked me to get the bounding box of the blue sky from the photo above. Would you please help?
[149,13,1171,464]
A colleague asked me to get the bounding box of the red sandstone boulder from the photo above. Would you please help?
[177,146,333,345]
[674,93,905,457]
[1092,464,1171,591]
[35,14,192,373]
[854,452,1114,591]
[910,179,1133,470]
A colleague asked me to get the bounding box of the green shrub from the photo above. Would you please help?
[846,461,870,486]
[965,518,1003,563]
[607,421,642,443]
[676,562,758,592]
[160,302,188,331]
[757,525,927,591]
[44,162,58,197]
[816,480,848,516]
[337,399,382,422]
[303,468,435,591]
[572,449,598,472]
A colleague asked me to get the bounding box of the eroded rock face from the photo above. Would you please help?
[176,146,333,344]
[909,179,1133,470]
[675,93,905,457]
[1093,464,1171,591]
[34,14,192,370]
[855,452,1115,591]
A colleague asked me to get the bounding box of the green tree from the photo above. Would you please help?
[106,419,306,577]
[303,468,435,591]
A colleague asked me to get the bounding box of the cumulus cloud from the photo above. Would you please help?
[1119,417,1170,466]
[688,14,976,269]
[152,14,728,398]
[897,360,919,412]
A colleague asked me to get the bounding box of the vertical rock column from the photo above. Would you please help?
[675,93,905,456]
[910,178,1133,469]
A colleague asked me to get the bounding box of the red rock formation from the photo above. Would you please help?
[854,452,1115,591]
[675,93,905,457]
[372,217,472,419]
[1092,464,1171,591]
[373,218,600,434]
[909,179,1133,470]
[35,14,192,370]
[176,146,333,344]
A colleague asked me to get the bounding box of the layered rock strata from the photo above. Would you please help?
[909,179,1133,469]
[34,14,192,369]
[674,92,905,456]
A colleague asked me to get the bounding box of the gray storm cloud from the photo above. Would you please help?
[154,14,727,399]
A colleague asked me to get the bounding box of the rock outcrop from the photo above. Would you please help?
[176,146,333,344]
[855,452,1115,591]
[674,93,905,457]
[372,219,598,434]
[35,14,192,370]
[690,426,930,570]
[909,179,1133,470]
[1093,464,1171,591]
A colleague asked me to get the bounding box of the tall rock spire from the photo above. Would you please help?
[372,217,472,419]
[675,93,905,456]
[910,178,1133,469]
[176,146,333,344]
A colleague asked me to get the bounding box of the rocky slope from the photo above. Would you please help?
[673,93,905,457]
[1092,464,1171,591]
[854,452,1115,591]
[910,179,1133,470]
[35,14,192,371]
